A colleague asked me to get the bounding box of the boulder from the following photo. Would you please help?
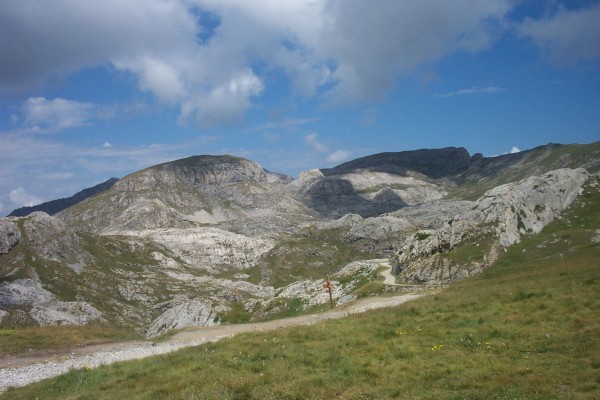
[0,219,20,254]
[146,298,218,338]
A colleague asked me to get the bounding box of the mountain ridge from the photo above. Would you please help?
[7,178,119,218]
[1,141,599,338]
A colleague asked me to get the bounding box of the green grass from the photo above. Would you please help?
[259,228,372,288]
[0,325,139,357]
[4,177,599,399]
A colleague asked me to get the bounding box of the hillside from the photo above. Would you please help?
[3,169,599,399]
[1,141,599,340]
[7,178,118,218]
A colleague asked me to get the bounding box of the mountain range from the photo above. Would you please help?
[1,141,599,338]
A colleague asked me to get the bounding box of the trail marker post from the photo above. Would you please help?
[323,276,334,308]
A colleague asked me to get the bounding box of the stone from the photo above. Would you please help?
[392,168,589,284]
[0,219,20,254]
[146,298,219,338]
[592,229,600,244]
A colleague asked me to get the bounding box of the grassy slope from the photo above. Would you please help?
[449,142,600,200]
[4,179,599,399]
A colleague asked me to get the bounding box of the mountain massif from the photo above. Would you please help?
[1,142,599,338]
[7,178,119,218]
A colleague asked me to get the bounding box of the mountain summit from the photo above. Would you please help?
[1,141,599,337]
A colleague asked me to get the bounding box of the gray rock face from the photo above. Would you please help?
[58,155,308,235]
[392,168,589,284]
[132,227,275,273]
[290,170,448,218]
[592,229,600,244]
[23,212,82,262]
[146,298,218,338]
[0,278,101,326]
[115,155,272,191]
[0,219,19,254]
[343,216,415,242]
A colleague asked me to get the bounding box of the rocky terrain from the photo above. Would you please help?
[1,141,599,338]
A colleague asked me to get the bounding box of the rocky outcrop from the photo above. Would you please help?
[392,168,589,284]
[290,170,447,218]
[0,278,101,326]
[146,298,219,338]
[22,212,82,262]
[132,227,275,273]
[592,229,600,244]
[58,155,308,235]
[0,219,19,254]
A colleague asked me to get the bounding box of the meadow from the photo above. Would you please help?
[2,180,599,399]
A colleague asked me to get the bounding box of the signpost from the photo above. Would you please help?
[323,276,334,308]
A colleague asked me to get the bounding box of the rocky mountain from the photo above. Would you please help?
[7,178,118,218]
[1,141,599,338]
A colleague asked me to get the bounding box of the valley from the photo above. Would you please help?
[1,142,599,391]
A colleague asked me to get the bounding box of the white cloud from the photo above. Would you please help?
[22,97,113,132]
[0,0,514,126]
[326,150,352,164]
[433,86,506,98]
[177,69,264,128]
[9,187,42,207]
[103,142,112,148]
[510,146,521,154]
[305,132,328,153]
[0,130,223,213]
[518,3,600,64]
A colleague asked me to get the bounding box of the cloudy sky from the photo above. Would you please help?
[1,0,599,215]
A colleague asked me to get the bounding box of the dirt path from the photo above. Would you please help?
[377,260,398,285]
[0,293,424,393]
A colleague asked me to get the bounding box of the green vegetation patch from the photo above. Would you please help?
[4,176,600,399]
[258,228,371,288]
[0,325,138,357]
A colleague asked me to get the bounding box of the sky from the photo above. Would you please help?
[1,0,599,215]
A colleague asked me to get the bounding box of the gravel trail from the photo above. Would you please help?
[0,293,424,393]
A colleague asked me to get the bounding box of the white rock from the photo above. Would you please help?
[146,299,218,338]
[0,219,19,254]
[392,168,589,284]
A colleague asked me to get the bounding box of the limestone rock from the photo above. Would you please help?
[0,278,101,326]
[0,219,20,254]
[30,302,102,326]
[22,212,82,262]
[392,168,589,284]
[592,229,600,244]
[275,279,348,308]
[146,298,219,338]
[131,227,275,273]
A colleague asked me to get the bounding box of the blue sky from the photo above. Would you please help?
[1,0,599,215]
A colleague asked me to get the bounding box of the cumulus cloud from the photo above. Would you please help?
[0,0,514,127]
[0,130,223,213]
[304,133,351,164]
[305,132,328,153]
[510,146,521,154]
[21,97,113,132]
[9,187,42,207]
[518,3,600,64]
[326,150,352,164]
